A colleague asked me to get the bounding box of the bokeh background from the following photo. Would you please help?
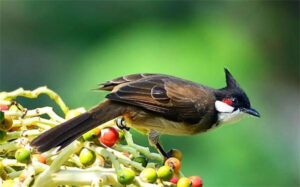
[1,1,299,186]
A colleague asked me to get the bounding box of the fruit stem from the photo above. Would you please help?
[0,87,69,115]
[124,131,163,162]
[4,107,65,123]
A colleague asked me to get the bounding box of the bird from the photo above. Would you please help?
[31,68,260,158]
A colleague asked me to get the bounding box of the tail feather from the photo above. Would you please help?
[30,113,91,150]
[31,100,127,152]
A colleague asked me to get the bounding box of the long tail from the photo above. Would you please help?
[31,100,128,152]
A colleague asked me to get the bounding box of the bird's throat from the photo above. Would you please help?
[217,109,245,125]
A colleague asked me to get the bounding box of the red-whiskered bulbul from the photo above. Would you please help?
[31,69,260,157]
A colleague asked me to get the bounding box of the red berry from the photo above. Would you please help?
[189,176,203,187]
[0,105,9,111]
[170,176,178,184]
[98,127,119,147]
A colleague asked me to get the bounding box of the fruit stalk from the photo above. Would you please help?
[0,87,203,187]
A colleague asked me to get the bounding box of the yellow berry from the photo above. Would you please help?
[79,148,95,166]
[140,168,157,183]
[0,115,13,131]
[82,128,101,141]
[157,165,173,181]
[177,177,192,187]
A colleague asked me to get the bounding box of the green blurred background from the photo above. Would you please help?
[1,1,299,186]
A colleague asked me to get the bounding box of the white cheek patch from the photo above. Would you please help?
[218,109,246,125]
[215,100,234,113]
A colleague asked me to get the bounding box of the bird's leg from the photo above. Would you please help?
[115,117,130,131]
[120,119,163,161]
[148,130,169,160]
[155,142,168,158]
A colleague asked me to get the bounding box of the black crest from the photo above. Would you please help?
[225,68,240,89]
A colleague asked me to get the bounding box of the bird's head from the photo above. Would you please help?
[214,68,260,124]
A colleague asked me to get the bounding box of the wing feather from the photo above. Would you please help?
[97,73,158,91]
[106,75,214,124]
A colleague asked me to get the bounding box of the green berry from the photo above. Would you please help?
[133,156,148,167]
[157,165,173,181]
[117,168,135,185]
[0,111,4,123]
[82,128,100,141]
[15,148,30,163]
[79,148,95,166]
[140,168,157,183]
[177,177,192,187]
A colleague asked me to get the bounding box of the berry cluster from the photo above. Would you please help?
[0,87,203,187]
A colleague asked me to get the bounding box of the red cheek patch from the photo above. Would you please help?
[222,99,233,106]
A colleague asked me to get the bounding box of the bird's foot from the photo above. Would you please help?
[116,117,130,131]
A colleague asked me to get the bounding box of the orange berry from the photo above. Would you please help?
[165,157,181,173]
[32,154,46,164]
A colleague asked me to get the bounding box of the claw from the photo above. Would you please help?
[116,117,130,131]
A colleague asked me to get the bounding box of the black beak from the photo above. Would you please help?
[241,107,260,117]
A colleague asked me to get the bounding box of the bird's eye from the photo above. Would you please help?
[231,97,237,103]
[222,98,233,106]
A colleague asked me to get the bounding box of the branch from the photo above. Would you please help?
[0,87,191,187]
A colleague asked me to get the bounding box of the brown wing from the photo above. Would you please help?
[106,75,215,124]
[97,73,159,91]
